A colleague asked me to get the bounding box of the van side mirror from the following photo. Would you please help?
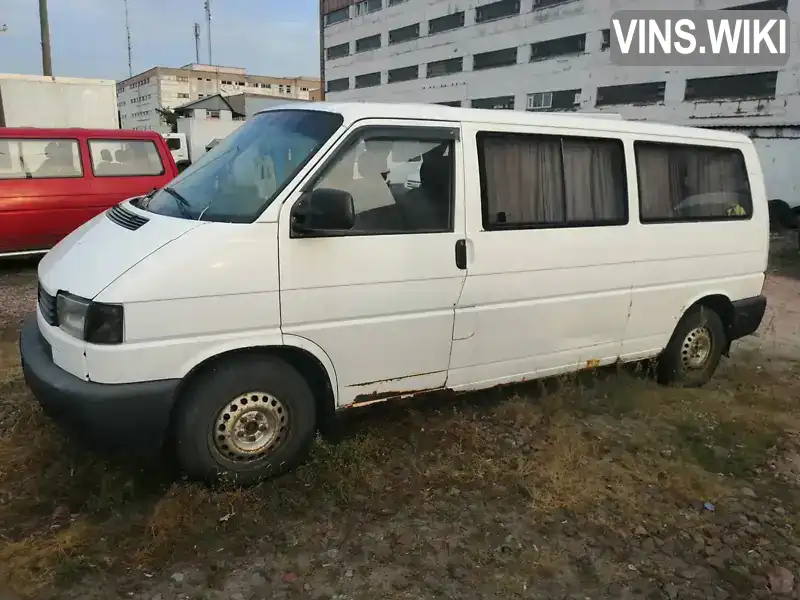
[291,188,355,235]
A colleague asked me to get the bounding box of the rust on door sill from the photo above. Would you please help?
[347,370,441,389]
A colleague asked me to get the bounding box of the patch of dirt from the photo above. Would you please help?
[1,249,800,600]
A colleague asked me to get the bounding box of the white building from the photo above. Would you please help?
[117,64,321,133]
[319,0,799,208]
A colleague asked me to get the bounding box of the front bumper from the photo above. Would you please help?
[19,314,179,455]
[729,295,767,341]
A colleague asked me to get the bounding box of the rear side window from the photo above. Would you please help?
[0,139,83,180]
[166,137,182,151]
[88,139,165,177]
[478,132,628,229]
[635,142,752,222]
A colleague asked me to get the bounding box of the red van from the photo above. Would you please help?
[0,128,178,257]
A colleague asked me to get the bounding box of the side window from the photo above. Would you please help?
[636,142,752,222]
[311,131,455,234]
[478,132,627,228]
[88,140,165,177]
[0,139,83,180]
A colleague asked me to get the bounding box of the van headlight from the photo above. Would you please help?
[56,292,124,345]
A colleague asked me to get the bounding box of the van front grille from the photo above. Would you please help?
[38,284,58,326]
[106,203,149,231]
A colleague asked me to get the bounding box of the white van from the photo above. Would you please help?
[20,103,768,485]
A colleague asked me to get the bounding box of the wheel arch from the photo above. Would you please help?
[168,337,339,440]
[679,293,736,353]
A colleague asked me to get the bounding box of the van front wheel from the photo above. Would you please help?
[657,305,726,387]
[174,355,317,486]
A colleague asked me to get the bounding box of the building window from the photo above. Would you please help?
[472,96,515,110]
[177,76,189,82]
[207,110,221,119]
[326,42,350,60]
[596,81,666,106]
[727,0,787,10]
[530,33,585,61]
[428,11,465,35]
[177,93,190,99]
[389,23,420,44]
[636,142,752,222]
[327,77,349,92]
[436,100,462,106]
[354,0,382,17]
[0,139,83,180]
[473,47,518,71]
[388,65,419,83]
[88,140,165,177]
[389,0,408,4]
[684,71,778,101]
[426,57,463,78]
[356,33,381,52]
[475,0,520,23]
[533,0,573,8]
[527,89,580,111]
[324,6,349,26]
[478,132,628,229]
[355,72,381,88]
[601,28,610,50]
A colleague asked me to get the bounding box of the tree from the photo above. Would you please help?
[156,107,178,133]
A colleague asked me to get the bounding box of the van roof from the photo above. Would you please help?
[257,101,752,145]
[0,127,164,139]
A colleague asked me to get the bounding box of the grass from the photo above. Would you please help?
[1,333,800,597]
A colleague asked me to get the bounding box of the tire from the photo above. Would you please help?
[656,305,726,387]
[174,355,317,486]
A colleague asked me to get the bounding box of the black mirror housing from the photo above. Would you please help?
[292,188,355,234]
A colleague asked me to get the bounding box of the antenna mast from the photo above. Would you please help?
[193,22,201,63]
[204,0,212,65]
[124,0,132,77]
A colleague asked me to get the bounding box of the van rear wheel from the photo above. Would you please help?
[174,355,316,486]
[657,305,726,387]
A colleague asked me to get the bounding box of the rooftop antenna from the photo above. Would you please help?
[124,0,132,77]
[204,0,212,65]
[193,22,201,63]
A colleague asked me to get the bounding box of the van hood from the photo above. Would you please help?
[38,203,202,299]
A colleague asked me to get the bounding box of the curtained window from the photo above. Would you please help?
[636,142,752,222]
[478,132,627,228]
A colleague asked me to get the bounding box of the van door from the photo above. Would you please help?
[0,136,86,254]
[446,124,635,389]
[278,121,466,406]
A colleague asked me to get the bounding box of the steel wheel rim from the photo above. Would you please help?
[681,326,712,369]
[212,392,288,463]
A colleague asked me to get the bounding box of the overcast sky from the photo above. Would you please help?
[0,0,320,80]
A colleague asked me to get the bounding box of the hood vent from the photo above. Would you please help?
[106,203,149,231]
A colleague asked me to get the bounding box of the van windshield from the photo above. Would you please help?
[141,110,343,223]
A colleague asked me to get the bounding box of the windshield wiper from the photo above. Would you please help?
[162,186,194,218]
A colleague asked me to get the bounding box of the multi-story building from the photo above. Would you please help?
[320,0,796,120]
[117,63,321,132]
[319,0,799,207]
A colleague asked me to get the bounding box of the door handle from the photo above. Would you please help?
[455,239,467,270]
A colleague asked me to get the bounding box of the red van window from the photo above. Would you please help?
[88,139,165,177]
[0,139,83,179]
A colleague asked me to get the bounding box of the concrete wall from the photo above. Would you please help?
[176,109,243,162]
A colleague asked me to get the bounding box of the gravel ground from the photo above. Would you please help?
[1,244,799,600]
